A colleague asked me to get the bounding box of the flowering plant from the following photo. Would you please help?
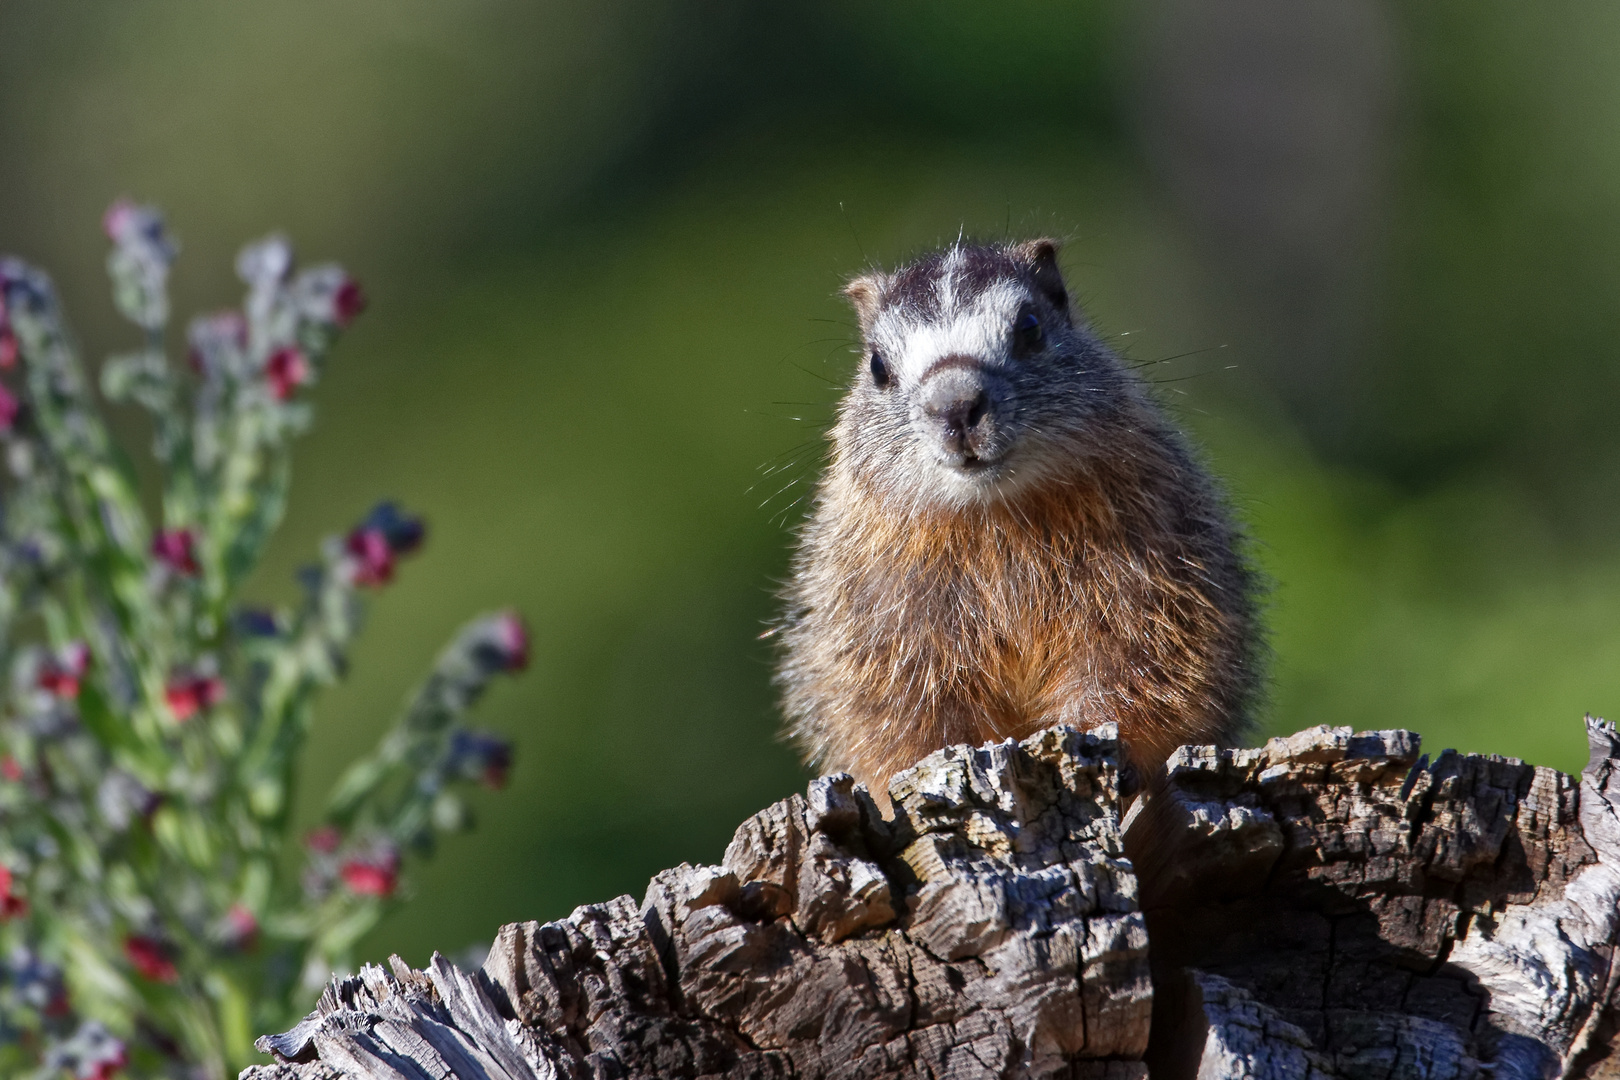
[0,204,524,1078]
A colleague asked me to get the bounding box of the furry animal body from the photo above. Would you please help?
[776,239,1264,796]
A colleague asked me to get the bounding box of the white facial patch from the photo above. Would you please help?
[874,278,1026,384]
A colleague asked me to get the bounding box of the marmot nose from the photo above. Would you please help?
[921,376,991,454]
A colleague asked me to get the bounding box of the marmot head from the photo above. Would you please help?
[837,239,1134,511]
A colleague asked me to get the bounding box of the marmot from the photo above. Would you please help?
[775,239,1264,798]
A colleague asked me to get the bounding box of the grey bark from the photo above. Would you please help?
[243,717,1620,1080]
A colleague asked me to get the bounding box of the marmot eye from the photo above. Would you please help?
[1013,308,1044,352]
[869,350,891,388]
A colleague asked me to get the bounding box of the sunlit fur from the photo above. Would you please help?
[776,240,1264,798]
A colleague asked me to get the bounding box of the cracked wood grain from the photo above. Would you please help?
[243,718,1620,1080]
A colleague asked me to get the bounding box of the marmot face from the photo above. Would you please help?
[840,239,1127,512]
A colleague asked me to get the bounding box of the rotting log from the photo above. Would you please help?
[242,717,1620,1079]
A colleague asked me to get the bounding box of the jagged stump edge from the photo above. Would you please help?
[241,717,1620,1080]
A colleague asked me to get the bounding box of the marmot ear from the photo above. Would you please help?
[843,273,887,334]
[1015,239,1070,323]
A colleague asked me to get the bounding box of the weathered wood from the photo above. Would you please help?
[243,718,1620,1079]
[1133,720,1620,1078]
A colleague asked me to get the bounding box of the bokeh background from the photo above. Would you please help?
[2,0,1618,967]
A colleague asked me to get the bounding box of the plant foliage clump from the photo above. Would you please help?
[0,203,525,1079]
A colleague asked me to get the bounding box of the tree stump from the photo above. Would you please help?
[243,717,1620,1079]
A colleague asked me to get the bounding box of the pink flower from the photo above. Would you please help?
[163,684,197,721]
[164,675,225,722]
[305,825,342,853]
[292,264,367,328]
[151,529,199,575]
[343,502,425,588]
[36,669,78,699]
[265,346,310,401]
[466,612,529,676]
[0,383,19,431]
[88,1050,127,1080]
[38,642,90,699]
[123,935,177,983]
[102,199,139,243]
[340,851,400,898]
[1,756,22,782]
[223,904,259,952]
[0,866,26,919]
[333,277,366,328]
[492,612,528,672]
[346,527,395,586]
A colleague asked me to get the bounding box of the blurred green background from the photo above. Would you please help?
[2,0,1618,966]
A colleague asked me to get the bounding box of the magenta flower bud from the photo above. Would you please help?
[152,529,199,575]
[123,935,178,983]
[102,199,175,259]
[0,865,27,919]
[222,904,259,952]
[101,199,138,243]
[491,612,528,672]
[294,265,366,329]
[265,346,311,401]
[37,665,79,699]
[164,682,199,722]
[38,642,90,699]
[339,847,400,898]
[466,612,529,674]
[344,503,425,586]
[197,676,225,707]
[345,527,395,587]
[89,1048,128,1080]
[164,674,225,723]
[335,278,366,327]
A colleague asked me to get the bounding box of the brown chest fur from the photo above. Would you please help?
[780,450,1255,797]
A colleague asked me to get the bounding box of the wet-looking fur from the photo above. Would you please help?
[776,239,1264,797]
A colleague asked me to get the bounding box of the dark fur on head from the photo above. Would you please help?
[777,239,1265,798]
